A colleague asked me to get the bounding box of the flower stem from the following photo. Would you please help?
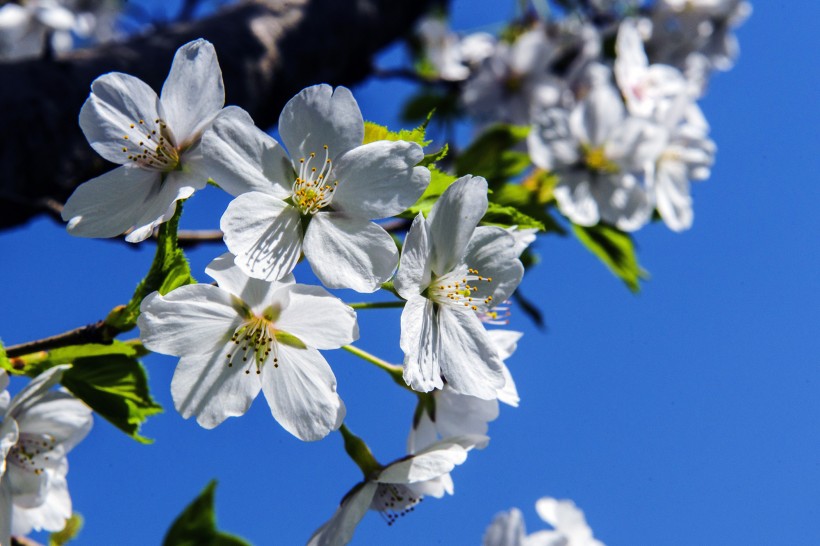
[339,424,382,477]
[347,301,405,310]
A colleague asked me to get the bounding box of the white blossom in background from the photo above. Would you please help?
[308,435,488,546]
[62,38,232,243]
[528,72,665,231]
[138,253,356,441]
[0,0,79,60]
[462,26,564,125]
[0,367,92,545]
[483,497,605,546]
[210,84,430,292]
[395,175,524,399]
[415,17,496,81]
[408,329,522,452]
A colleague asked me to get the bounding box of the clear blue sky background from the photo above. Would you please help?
[2,1,819,544]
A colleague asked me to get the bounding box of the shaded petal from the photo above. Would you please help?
[0,478,10,546]
[221,193,303,282]
[124,170,198,243]
[10,470,71,535]
[279,85,363,162]
[483,508,527,546]
[138,285,242,357]
[487,330,523,361]
[528,106,579,171]
[275,285,359,349]
[400,296,443,393]
[407,410,437,454]
[594,173,652,232]
[171,345,262,429]
[331,141,429,218]
[378,435,487,484]
[260,345,344,441]
[435,388,498,438]
[464,226,524,305]
[204,252,294,310]
[7,366,68,418]
[0,419,19,476]
[79,72,161,165]
[199,107,293,198]
[303,213,398,293]
[571,84,624,147]
[307,481,377,546]
[554,172,600,227]
[62,166,160,240]
[653,160,693,232]
[394,213,432,300]
[15,392,92,453]
[160,39,225,144]
[438,306,505,400]
[427,175,488,275]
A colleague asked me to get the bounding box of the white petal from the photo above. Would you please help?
[394,213,432,300]
[199,108,293,198]
[303,213,398,293]
[260,345,344,441]
[595,173,652,232]
[11,470,71,535]
[0,478,10,546]
[554,172,600,227]
[307,482,377,546]
[275,285,359,349]
[528,107,579,170]
[170,346,262,429]
[483,508,527,546]
[204,252,294,310]
[34,5,75,31]
[487,330,523,361]
[427,175,488,275]
[7,366,69,418]
[523,530,567,546]
[138,285,242,357]
[400,295,443,393]
[62,166,160,239]
[653,161,693,232]
[437,306,505,400]
[15,392,92,453]
[464,226,525,305]
[124,170,198,243]
[435,388,498,438]
[279,85,363,162]
[535,498,592,538]
[572,84,624,147]
[379,435,487,484]
[160,39,225,144]
[221,193,303,282]
[79,72,161,165]
[407,410,437,454]
[0,419,19,476]
[496,363,520,407]
[331,141,429,218]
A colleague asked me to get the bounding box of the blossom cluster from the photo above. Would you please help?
[416,0,749,232]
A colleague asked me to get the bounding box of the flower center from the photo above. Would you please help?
[370,483,423,526]
[292,145,337,214]
[428,266,494,311]
[8,432,58,476]
[120,117,180,172]
[226,306,305,375]
[582,144,620,174]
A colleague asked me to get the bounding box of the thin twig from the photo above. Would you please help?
[12,536,45,546]
[5,320,117,358]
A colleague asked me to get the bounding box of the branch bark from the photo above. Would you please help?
[0,0,440,230]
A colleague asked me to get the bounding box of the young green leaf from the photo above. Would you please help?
[163,481,250,546]
[455,124,531,187]
[398,167,459,218]
[105,204,195,333]
[363,120,431,147]
[482,202,546,231]
[49,513,84,546]
[573,224,649,293]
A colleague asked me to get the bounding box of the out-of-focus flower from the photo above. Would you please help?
[483,497,605,546]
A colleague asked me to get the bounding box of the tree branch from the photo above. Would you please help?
[0,0,440,230]
[4,320,119,359]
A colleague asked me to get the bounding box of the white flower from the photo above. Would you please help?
[62,39,231,243]
[484,497,605,546]
[408,330,522,452]
[137,253,357,441]
[0,366,93,545]
[394,175,524,399]
[0,1,77,60]
[208,84,430,292]
[528,78,664,231]
[416,17,471,81]
[308,435,488,546]
[462,27,563,125]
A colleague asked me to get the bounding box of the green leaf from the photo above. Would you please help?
[572,224,649,293]
[401,89,459,123]
[455,124,531,187]
[105,204,194,333]
[49,513,83,546]
[163,481,250,546]
[419,142,448,168]
[363,120,431,147]
[482,202,545,231]
[398,167,459,218]
[491,182,566,235]
[60,352,163,444]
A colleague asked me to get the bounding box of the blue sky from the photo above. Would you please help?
[2,0,819,544]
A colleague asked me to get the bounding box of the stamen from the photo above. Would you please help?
[120,117,180,172]
[427,265,494,312]
[292,145,336,214]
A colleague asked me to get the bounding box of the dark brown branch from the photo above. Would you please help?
[0,0,440,230]
[5,320,118,358]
